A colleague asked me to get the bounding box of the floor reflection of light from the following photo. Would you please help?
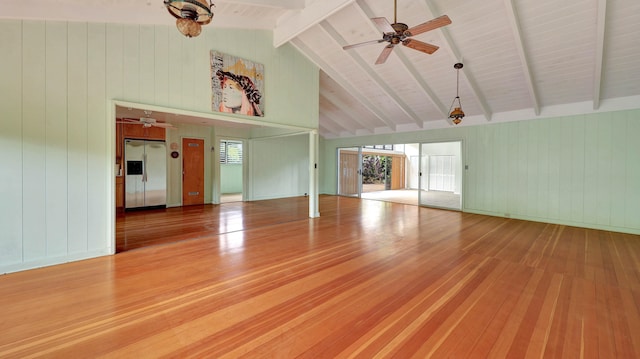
[219,231,245,254]
[360,201,388,230]
[218,209,244,233]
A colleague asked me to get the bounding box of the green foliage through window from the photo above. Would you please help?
[362,155,392,184]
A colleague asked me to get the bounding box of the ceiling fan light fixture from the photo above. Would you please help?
[448,62,465,125]
[176,18,201,37]
[164,0,214,38]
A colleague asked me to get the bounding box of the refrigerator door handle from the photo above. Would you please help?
[143,153,147,182]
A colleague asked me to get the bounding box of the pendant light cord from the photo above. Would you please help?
[456,67,460,98]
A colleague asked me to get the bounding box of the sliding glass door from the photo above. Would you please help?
[419,141,462,210]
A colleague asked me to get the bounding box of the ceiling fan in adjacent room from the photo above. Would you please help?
[343,0,451,64]
[117,110,176,129]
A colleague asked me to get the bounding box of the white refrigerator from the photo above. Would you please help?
[124,139,167,209]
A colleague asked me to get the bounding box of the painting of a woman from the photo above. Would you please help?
[216,70,263,116]
[210,51,265,117]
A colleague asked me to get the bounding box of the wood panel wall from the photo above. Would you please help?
[463,113,640,232]
[322,111,640,235]
[0,19,319,273]
[250,135,310,201]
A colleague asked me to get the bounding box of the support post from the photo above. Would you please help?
[309,130,320,218]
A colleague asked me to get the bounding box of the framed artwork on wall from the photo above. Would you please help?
[210,51,265,117]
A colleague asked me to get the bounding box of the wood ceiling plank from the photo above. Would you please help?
[420,0,493,121]
[291,38,397,131]
[320,20,424,128]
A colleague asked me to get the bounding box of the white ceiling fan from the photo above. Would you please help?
[117,110,176,129]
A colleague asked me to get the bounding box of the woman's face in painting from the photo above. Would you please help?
[222,79,243,109]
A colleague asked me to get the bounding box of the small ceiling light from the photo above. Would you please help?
[164,0,214,38]
[448,62,465,125]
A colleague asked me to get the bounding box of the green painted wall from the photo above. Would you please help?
[221,164,243,193]
[0,19,318,273]
[250,134,310,200]
[322,111,640,235]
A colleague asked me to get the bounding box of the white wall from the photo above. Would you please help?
[0,19,319,273]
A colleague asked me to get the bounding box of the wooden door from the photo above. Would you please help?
[182,138,205,206]
[338,149,360,197]
[390,154,406,190]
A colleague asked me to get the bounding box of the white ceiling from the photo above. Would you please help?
[4,0,640,139]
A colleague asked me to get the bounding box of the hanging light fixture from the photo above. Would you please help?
[448,62,465,125]
[164,0,214,38]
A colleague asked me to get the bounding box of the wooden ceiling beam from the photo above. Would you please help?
[318,115,347,137]
[320,91,376,133]
[274,0,355,47]
[504,0,541,116]
[592,0,608,110]
[216,0,305,10]
[319,111,357,136]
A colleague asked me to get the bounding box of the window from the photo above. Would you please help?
[363,144,397,151]
[220,140,243,164]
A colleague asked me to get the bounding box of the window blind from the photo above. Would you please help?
[220,140,243,164]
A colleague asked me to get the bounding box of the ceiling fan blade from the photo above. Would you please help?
[343,39,385,50]
[371,17,395,34]
[404,15,451,37]
[402,38,439,54]
[116,118,139,124]
[375,45,395,65]
[152,122,176,129]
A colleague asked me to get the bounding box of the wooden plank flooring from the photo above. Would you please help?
[1,195,639,358]
[115,197,311,252]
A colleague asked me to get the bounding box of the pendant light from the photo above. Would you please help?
[164,0,214,38]
[448,62,465,125]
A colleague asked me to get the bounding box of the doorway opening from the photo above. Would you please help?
[419,141,462,210]
[113,101,318,254]
[338,144,419,205]
[360,144,414,205]
[220,139,244,203]
[337,142,463,210]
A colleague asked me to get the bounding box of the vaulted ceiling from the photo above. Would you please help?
[5,0,640,139]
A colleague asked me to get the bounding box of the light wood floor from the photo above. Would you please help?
[2,195,640,358]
